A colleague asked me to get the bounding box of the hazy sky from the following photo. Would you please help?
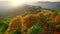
[0,0,60,14]
[23,0,60,2]
[0,0,60,2]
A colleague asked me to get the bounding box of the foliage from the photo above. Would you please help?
[0,17,11,34]
[27,24,44,34]
[5,16,24,34]
[0,6,60,34]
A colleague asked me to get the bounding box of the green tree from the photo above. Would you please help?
[27,24,44,34]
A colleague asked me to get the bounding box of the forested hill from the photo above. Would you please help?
[27,2,60,11]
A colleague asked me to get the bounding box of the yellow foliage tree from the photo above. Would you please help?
[5,15,24,34]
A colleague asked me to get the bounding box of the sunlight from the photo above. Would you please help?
[9,0,24,7]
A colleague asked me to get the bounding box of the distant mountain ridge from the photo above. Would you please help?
[28,2,60,11]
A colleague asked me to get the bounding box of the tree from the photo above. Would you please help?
[5,15,24,34]
[27,24,44,34]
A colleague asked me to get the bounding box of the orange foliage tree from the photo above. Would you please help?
[5,16,24,34]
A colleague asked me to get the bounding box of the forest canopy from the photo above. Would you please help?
[0,6,60,34]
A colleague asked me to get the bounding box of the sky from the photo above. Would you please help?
[0,0,60,2]
[0,0,60,14]
[0,0,60,6]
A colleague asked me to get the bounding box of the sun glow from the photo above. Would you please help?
[1,0,60,7]
[8,0,24,7]
[7,0,40,7]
